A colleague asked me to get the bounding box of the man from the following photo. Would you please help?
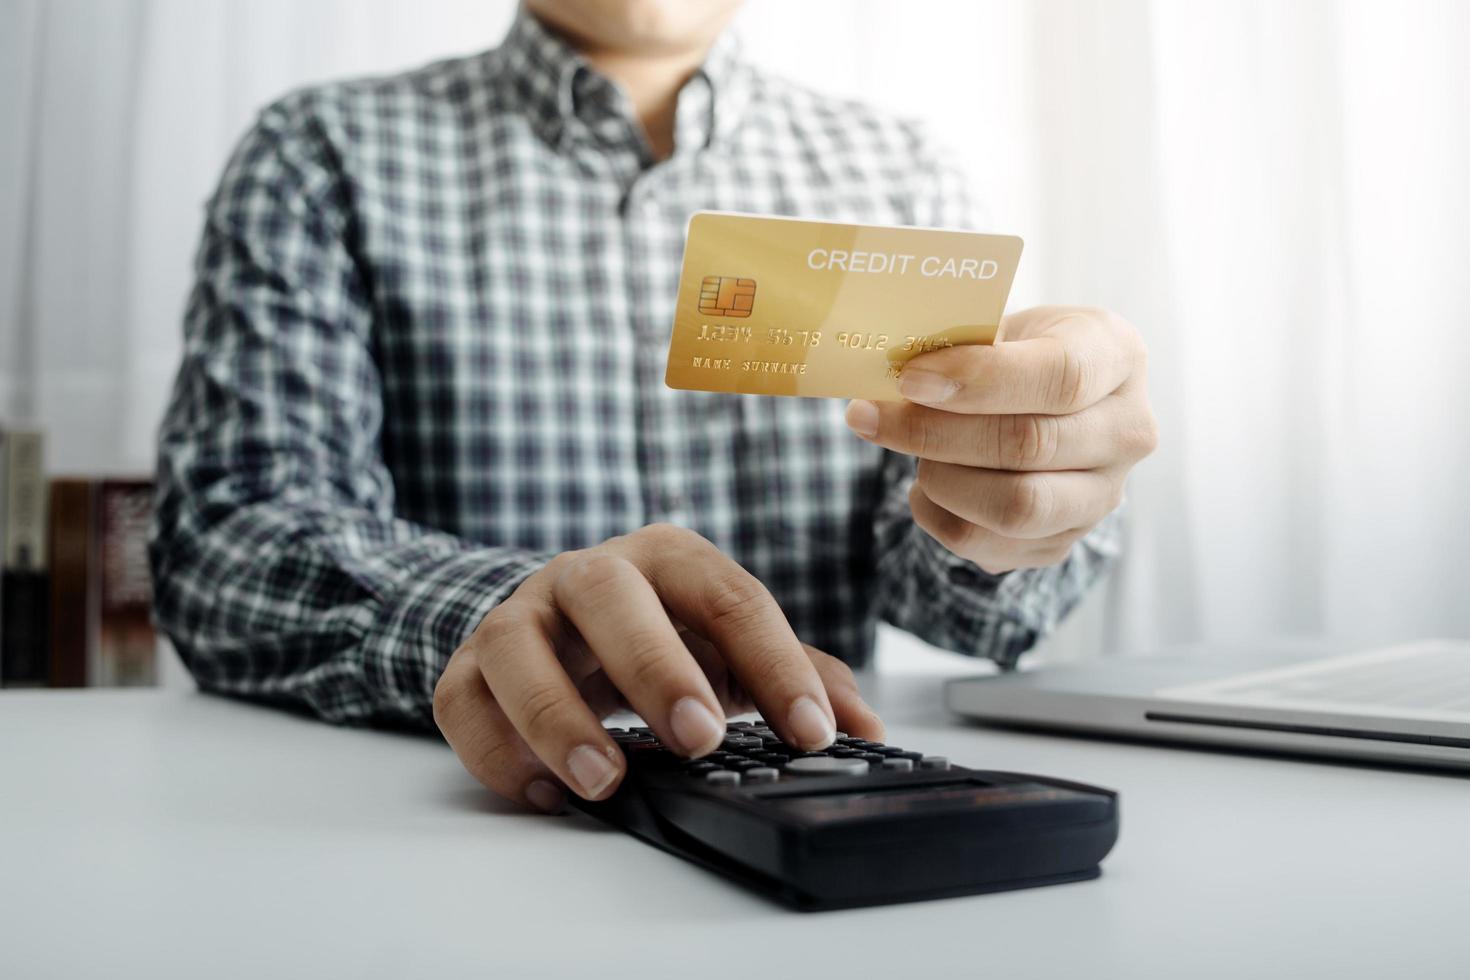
[151,0,1156,815]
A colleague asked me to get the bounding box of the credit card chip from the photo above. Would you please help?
[698,276,757,318]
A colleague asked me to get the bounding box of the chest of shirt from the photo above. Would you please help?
[332,110,903,552]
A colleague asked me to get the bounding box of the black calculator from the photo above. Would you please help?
[571,719,1119,910]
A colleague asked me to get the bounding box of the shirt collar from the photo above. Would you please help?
[495,6,750,157]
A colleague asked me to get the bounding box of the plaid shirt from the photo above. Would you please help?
[151,10,1119,728]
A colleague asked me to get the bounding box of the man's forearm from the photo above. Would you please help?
[151,489,552,728]
[873,453,1122,666]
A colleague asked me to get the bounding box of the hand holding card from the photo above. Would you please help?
[662,212,1156,574]
[845,306,1158,573]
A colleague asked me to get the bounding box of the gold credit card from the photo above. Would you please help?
[665,212,1023,400]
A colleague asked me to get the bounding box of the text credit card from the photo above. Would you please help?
[665,212,1023,400]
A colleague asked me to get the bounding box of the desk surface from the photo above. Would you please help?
[3,664,1467,980]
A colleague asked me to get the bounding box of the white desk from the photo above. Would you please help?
[3,664,1467,980]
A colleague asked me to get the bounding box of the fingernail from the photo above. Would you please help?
[525,779,566,814]
[669,696,724,756]
[845,399,879,438]
[787,696,836,750]
[899,368,960,405]
[567,744,619,798]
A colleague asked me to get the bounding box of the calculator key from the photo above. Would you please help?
[757,752,790,765]
[854,741,886,750]
[744,767,780,784]
[833,732,848,740]
[723,736,763,751]
[706,770,741,787]
[895,751,924,762]
[785,756,870,777]
[624,738,663,749]
[881,758,914,773]
[919,756,950,771]
[685,762,720,776]
[836,737,866,747]
[726,759,762,772]
[603,727,626,733]
[830,748,862,758]
[726,721,753,730]
[629,727,654,735]
[860,753,886,765]
[878,747,908,757]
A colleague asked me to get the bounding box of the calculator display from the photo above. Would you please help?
[764,781,1099,824]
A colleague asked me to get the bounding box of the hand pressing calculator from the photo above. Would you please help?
[571,719,1119,910]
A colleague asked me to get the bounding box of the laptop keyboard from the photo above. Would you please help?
[1161,640,1470,717]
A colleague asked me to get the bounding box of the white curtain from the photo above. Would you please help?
[3,0,1467,662]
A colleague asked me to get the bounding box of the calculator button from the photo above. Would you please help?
[622,742,661,755]
[629,727,654,735]
[706,770,741,787]
[723,736,763,751]
[726,721,753,730]
[784,756,869,777]
[877,747,908,757]
[685,762,720,776]
[854,741,886,751]
[833,731,848,739]
[919,756,950,770]
[880,758,914,773]
[744,767,780,783]
[830,748,862,758]
[860,753,886,765]
[895,751,924,762]
[756,752,790,765]
[725,759,762,772]
[623,741,662,753]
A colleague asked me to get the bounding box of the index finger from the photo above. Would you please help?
[898,316,1134,415]
[616,530,838,751]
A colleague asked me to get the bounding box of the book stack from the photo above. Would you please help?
[1,429,49,686]
[0,426,158,688]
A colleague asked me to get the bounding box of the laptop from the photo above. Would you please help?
[945,639,1470,771]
